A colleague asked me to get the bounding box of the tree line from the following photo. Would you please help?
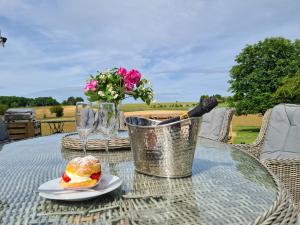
[0,96,84,108]
[0,96,84,115]
[0,96,59,108]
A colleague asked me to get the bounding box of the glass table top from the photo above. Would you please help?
[0,134,277,225]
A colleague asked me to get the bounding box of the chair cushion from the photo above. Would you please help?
[261,104,300,160]
[199,108,227,140]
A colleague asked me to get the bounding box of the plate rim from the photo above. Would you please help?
[39,174,122,201]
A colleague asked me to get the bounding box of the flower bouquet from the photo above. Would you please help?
[84,67,153,105]
[83,67,153,143]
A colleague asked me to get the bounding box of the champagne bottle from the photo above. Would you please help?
[157,97,218,125]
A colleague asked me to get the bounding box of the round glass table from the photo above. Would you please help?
[0,134,297,225]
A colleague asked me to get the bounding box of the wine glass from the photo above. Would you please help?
[98,102,119,152]
[75,102,97,155]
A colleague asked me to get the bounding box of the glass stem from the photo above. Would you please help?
[105,139,109,152]
[83,138,87,155]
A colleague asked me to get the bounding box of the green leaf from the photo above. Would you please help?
[229,37,300,114]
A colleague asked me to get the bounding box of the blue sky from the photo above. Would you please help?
[0,0,300,102]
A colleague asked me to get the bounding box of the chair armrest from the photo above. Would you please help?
[232,144,261,159]
[218,108,235,143]
[262,158,300,207]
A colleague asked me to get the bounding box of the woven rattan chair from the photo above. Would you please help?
[119,111,127,130]
[199,107,235,143]
[233,104,300,208]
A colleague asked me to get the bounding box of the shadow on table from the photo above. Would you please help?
[61,148,132,164]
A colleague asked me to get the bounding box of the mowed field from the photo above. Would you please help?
[35,103,263,143]
[231,114,262,144]
[34,106,75,136]
[35,103,195,136]
[35,102,228,120]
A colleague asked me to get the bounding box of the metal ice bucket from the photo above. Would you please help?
[126,116,200,178]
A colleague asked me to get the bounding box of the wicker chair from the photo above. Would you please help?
[199,107,235,143]
[233,104,300,208]
[119,111,127,130]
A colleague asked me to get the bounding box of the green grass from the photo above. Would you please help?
[233,126,260,144]
[217,102,228,108]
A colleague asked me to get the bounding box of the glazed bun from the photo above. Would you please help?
[66,155,101,176]
[60,155,101,188]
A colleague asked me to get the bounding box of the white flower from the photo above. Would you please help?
[111,90,118,99]
[98,91,105,97]
[107,85,113,92]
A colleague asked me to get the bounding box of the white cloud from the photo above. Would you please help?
[0,0,299,101]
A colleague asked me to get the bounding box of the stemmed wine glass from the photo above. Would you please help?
[75,102,97,155]
[98,102,119,152]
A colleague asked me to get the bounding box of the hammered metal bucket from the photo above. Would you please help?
[126,117,201,178]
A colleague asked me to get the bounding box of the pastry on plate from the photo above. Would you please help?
[60,155,101,188]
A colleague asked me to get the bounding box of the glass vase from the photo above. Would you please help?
[97,102,120,151]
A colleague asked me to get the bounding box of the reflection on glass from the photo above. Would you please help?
[98,103,119,152]
[230,149,277,190]
[75,102,96,155]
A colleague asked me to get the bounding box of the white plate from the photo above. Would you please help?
[38,174,122,201]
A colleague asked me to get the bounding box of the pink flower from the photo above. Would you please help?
[84,80,98,92]
[126,69,141,84]
[117,67,127,77]
[125,82,134,91]
[121,69,142,91]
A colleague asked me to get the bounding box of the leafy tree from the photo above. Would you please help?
[74,97,84,103]
[62,96,84,105]
[33,97,59,106]
[229,37,300,114]
[275,71,300,104]
[0,96,34,107]
[211,94,228,103]
[213,94,222,101]
[199,95,209,104]
[50,105,64,117]
[0,96,60,107]
[0,104,8,115]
